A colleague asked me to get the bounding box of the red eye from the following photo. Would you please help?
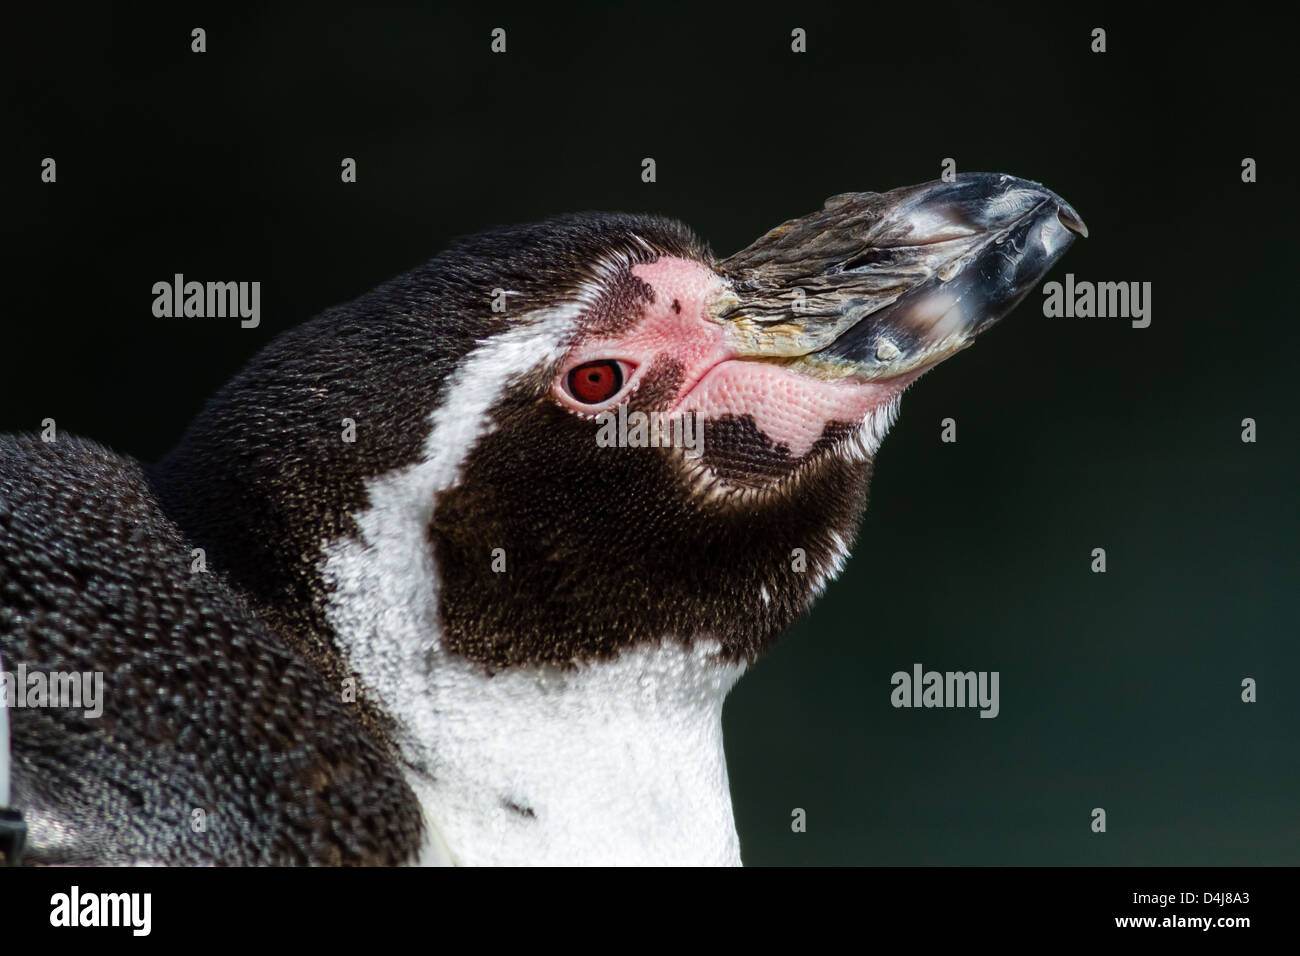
[566,360,625,404]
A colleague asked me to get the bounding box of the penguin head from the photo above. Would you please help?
[158,174,1083,673]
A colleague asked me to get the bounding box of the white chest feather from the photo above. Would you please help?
[406,642,744,866]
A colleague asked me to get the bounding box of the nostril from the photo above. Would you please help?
[841,248,894,272]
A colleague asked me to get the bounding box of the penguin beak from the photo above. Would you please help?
[715,173,1086,379]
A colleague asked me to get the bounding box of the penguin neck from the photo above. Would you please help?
[316,453,747,863]
[319,461,753,866]
[395,639,746,866]
[318,470,754,868]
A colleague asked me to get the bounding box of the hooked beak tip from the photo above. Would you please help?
[1057,203,1089,239]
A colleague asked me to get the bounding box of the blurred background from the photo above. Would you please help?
[3,1,1296,864]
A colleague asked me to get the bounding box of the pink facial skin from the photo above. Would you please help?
[553,257,916,459]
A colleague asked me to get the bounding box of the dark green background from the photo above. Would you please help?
[4,3,1296,864]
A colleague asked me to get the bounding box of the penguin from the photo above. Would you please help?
[0,173,1085,866]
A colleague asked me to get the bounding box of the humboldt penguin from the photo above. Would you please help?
[0,173,1085,865]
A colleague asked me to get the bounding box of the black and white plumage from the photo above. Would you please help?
[0,175,1083,865]
[0,435,420,864]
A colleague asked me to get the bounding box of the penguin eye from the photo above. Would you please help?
[564,360,629,405]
